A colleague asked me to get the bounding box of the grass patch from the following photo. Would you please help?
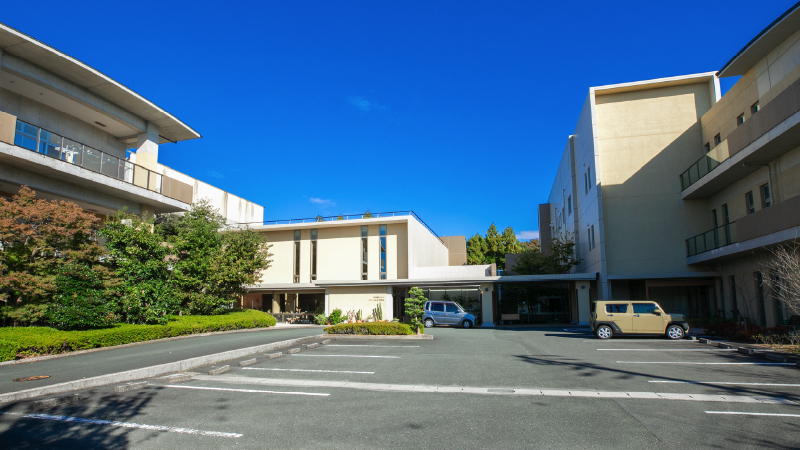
[324,322,418,335]
[0,309,276,361]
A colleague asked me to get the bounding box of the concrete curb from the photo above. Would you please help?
[238,358,257,367]
[323,334,434,340]
[114,381,147,393]
[208,365,230,375]
[0,334,326,404]
[696,339,799,364]
[0,325,323,367]
[32,393,82,409]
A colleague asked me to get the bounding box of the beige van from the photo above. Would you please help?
[590,301,689,339]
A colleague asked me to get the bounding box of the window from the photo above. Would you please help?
[584,172,589,194]
[445,304,458,313]
[293,230,301,283]
[567,196,572,215]
[714,134,721,146]
[737,114,745,126]
[361,226,368,280]
[745,191,755,214]
[760,184,772,208]
[711,209,718,228]
[379,224,387,280]
[632,303,659,314]
[721,204,730,224]
[704,142,710,153]
[589,225,596,250]
[751,102,760,114]
[14,121,39,151]
[587,167,592,192]
[310,229,318,281]
[606,304,628,313]
[431,303,445,312]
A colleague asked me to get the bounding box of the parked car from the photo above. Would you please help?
[590,300,689,339]
[423,301,475,328]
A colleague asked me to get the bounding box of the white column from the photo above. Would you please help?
[576,281,591,325]
[324,289,330,315]
[385,286,394,321]
[480,282,494,327]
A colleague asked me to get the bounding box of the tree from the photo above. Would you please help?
[760,243,800,318]
[47,262,116,330]
[100,211,178,324]
[466,233,486,265]
[466,224,524,270]
[159,200,272,315]
[405,287,426,334]
[0,187,108,306]
[512,236,581,275]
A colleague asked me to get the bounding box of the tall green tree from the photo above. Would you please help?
[466,233,486,265]
[405,287,427,334]
[512,236,581,275]
[466,224,524,270]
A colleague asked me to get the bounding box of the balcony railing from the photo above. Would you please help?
[686,222,737,257]
[13,120,163,195]
[252,211,444,244]
[680,140,729,191]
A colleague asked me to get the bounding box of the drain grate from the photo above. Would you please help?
[14,375,50,382]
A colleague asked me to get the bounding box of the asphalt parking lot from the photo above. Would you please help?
[1,326,799,449]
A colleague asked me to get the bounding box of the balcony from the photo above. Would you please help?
[680,76,800,199]
[686,222,737,257]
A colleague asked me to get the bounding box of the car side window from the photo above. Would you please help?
[633,303,658,314]
[606,304,628,313]
[431,303,444,312]
[445,304,458,313]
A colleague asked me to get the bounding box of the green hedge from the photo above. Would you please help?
[0,340,20,362]
[324,322,415,335]
[0,310,276,362]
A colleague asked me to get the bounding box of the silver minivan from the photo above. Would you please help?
[423,301,475,328]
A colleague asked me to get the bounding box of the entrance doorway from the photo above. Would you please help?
[498,282,572,324]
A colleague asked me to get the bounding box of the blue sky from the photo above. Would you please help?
[3,1,796,240]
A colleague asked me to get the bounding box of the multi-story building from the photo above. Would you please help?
[540,3,800,326]
[0,22,261,224]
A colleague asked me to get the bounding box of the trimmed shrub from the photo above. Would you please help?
[48,262,116,330]
[0,310,276,361]
[324,322,413,335]
[0,339,19,361]
[328,308,344,325]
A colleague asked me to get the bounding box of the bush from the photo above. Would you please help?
[0,310,276,361]
[328,308,344,325]
[324,322,413,335]
[0,339,19,361]
[314,314,328,325]
[47,262,116,330]
[703,322,789,342]
[1,304,48,326]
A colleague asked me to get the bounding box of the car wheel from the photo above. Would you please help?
[462,320,473,329]
[666,325,684,340]
[424,318,434,328]
[596,325,613,339]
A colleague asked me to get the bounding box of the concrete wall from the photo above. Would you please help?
[409,264,492,279]
[440,235,467,266]
[327,285,393,320]
[0,86,127,159]
[594,82,714,276]
[407,216,449,272]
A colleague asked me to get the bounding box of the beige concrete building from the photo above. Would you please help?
[540,3,800,326]
[0,22,262,223]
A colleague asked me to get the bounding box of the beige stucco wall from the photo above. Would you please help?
[595,82,714,275]
[700,69,759,152]
[408,218,449,271]
[327,285,393,320]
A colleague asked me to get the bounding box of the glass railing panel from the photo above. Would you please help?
[686,221,738,256]
[38,130,63,159]
[122,160,134,183]
[82,147,102,172]
[688,164,699,185]
[728,222,737,243]
[14,121,39,151]
[680,171,690,190]
[703,230,715,250]
[100,153,121,178]
[63,139,82,165]
[698,157,709,178]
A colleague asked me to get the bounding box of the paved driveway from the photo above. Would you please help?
[1,327,798,449]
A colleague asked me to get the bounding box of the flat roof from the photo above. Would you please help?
[0,22,200,143]
[718,2,800,78]
[592,72,717,96]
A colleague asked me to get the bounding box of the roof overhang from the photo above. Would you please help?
[0,22,200,143]
[592,72,718,96]
[246,273,599,289]
[718,2,800,78]
[606,272,719,280]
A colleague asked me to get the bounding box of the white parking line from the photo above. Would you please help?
[0,411,242,438]
[617,361,794,365]
[242,368,374,374]
[291,355,400,359]
[601,348,737,352]
[582,340,692,343]
[650,381,800,387]
[325,345,419,348]
[162,384,329,396]
[705,411,800,418]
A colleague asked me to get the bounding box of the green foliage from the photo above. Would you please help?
[324,322,412,335]
[314,314,328,325]
[0,304,48,326]
[158,200,272,315]
[0,339,19,361]
[47,262,116,330]
[405,287,427,334]
[328,308,344,325]
[466,224,524,270]
[373,303,383,321]
[511,236,581,275]
[100,211,179,324]
[0,310,276,361]
[363,210,373,218]
[357,309,363,321]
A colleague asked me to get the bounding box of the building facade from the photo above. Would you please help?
[540,3,800,326]
[0,22,261,224]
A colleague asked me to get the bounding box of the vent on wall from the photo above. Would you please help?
[94,121,107,128]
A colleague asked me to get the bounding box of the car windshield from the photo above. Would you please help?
[454,303,465,312]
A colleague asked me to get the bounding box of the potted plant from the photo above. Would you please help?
[356,309,363,323]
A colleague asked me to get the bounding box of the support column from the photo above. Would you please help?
[385,286,394,321]
[480,282,494,327]
[272,292,280,313]
[324,289,330,315]
[135,122,160,171]
[576,281,591,325]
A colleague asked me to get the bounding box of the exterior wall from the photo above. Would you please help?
[407,217,449,271]
[327,285,392,320]
[700,68,759,152]
[257,229,295,283]
[440,235,467,266]
[0,86,127,159]
[594,82,714,276]
[409,264,492,279]
[756,28,800,101]
[714,253,786,327]
[572,97,604,280]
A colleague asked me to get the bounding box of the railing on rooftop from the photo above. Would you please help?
[686,222,737,257]
[247,211,444,244]
[13,120,163,195]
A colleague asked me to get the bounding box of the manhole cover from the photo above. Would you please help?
[487,388,515,394]
[13,375,50,382]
